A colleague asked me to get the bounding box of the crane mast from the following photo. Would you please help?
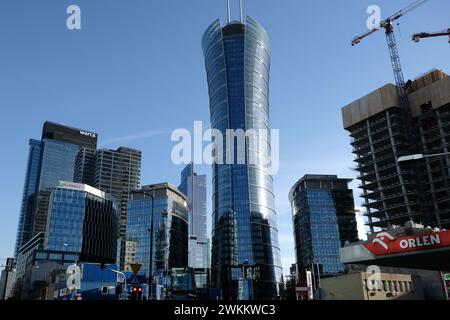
[351,0,430,106]
[385,23,408,106]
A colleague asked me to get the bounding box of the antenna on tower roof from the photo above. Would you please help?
[239,0,244,23]
[226,0,244,24]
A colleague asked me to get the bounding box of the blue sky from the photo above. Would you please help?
[0,0,449,272]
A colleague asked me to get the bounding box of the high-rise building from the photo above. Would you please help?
[126,183,189,297]
[32,189,52,236]
[14,122,98,259]
[342,69,450,232]
[289,175,358,279]
[44,181,119,264]
[87,147,142,269]
[74,147,96,186]
[41,121,98,150]
[178,163,208,269]
[202,12,282,299]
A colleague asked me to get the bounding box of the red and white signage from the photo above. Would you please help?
[364,230,450,256]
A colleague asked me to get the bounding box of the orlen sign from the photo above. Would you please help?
[364,230,450,256]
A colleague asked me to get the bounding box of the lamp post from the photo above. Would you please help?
[397,152,450,163]
[108,268,127,300]
[63,243,78,265]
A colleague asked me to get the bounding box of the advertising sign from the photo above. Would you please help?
[364,230,450,256]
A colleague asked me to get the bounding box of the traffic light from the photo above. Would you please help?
[130,286,143,300]
[131,286,138,300]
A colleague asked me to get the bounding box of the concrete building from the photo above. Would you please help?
[320,271,424,300]
[342,69,450,232]
[123,240,137,273]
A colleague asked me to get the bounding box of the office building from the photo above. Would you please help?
[32,189,52,236]
[178,163,209,269]
[126,183,189,297]
[342,69,450,232]
[202,9,283,300]
[15,233,45,283]
[90,147,142,269]
[44,181,119,264]
[14,122,98,259]
[74,147,96,186]
[41,121,97,150]
[289,175,358,279]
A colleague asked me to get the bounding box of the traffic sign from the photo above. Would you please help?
[130,263,142,275]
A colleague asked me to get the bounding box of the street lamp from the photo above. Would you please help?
[108,268,127,300]
[398,152,450,163]
[63,243,78,265]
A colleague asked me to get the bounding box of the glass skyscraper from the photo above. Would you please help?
[289,175,358,280]
[14,122,98,259]
[126,183,189,298]
[202,16,282,299]
[178,163,208,269]
[15,139,43,260]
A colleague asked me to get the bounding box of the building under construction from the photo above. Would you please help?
[342,69,450,232]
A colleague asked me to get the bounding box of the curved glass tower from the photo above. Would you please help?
[202,16,282,300]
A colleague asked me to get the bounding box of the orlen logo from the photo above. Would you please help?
[371,232,396,251]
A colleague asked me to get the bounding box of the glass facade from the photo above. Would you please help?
[289,175,358,279]
[45,183,119,263]
[39,139,79,190]
[202,17,282,299]
[178,163,208,269]
[15,122,97,260]
[126,184,189,297]
[14,139,43,259]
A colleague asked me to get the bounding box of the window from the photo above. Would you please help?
[382,280,388,292]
